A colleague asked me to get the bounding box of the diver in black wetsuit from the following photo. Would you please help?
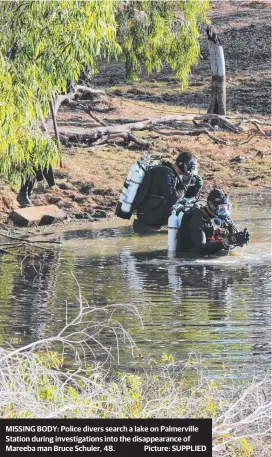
[133,151,203,228]
[176,188,250,255]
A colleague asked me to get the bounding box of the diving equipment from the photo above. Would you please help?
[222,228,250,248]
[121,156,151,214]
[168,209,180,252]
[167,198,196,252]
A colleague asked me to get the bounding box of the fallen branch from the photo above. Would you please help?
[88,111,108,127]
[152,127,228,144]
[91,135,110,146]
[238,132,258,146]
[55,111,270,150]
[59,113,244,142]
[204,129,228,144]
[0,232,61,245]
[50,85,108,119]
[0,231,62,255]
[251,121,267,136]
[0,276,142,364]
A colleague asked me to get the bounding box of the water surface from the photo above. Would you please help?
[0,194,270,380]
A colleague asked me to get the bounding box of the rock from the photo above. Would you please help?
[73,196,86,203]
[79,183,93,195]
[48,196,62,204]
[91,210,107,218]
[255,151,264,158]
[58,182,72,190]
[230,155,246,163]
[9,205,67,227]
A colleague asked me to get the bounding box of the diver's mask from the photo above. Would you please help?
[217,203,232,218]
[186,160,198,176]
[214,203,232,226]
[207,193,232,218]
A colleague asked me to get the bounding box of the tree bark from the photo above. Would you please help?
[207,26,226,116]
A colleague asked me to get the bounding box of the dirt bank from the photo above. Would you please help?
[0,1,270,223]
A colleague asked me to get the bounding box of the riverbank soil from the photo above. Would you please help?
[0,0,270,221]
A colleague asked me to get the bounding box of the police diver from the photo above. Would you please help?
[133,151,203,228]
[176,188,250,255]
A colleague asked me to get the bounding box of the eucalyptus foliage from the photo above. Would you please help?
[0,0,119,182]
[117,0,210,83]
[0,0,209,183]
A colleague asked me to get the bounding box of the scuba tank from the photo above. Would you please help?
[168,209,179,252]
[167,197,196,252]
[121,157,148,214]
[168,208,182,252]
[118,167,133,206]
[115,166,135,219]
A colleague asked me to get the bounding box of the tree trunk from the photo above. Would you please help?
[207,26,226,116]
[50,99,62,167]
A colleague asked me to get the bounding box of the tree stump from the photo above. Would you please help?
[207,26,226,116]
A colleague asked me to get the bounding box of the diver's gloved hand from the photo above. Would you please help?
[195,175,203,191]
[222,228,250,248]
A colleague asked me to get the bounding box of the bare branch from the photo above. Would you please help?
[51,85,108,118]
[88,111,108,127]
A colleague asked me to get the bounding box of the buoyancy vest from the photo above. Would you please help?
[133,164,180,226]
[176,208,195,252]
[177,207,223,254]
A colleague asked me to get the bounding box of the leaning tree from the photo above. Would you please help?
[0,0,210,183]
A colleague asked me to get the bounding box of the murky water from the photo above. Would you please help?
[0,194,270,380]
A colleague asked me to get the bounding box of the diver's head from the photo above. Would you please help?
[175,151,198,175]
[207,188,231,218]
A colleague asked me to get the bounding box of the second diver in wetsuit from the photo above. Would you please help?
[176,188,250,255]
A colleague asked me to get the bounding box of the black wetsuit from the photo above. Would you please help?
[176,206,227,255]
[134,162,203,226]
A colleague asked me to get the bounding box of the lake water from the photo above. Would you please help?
[0,193,270,381]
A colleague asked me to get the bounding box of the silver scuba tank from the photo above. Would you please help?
[167,209,180,252]
[121,157,147,214]
[118,167,133,206]
[167,197,196,252]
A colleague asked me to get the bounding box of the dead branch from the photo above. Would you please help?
[238,118,270,126]
[193,120,216,131]
[55,112,270,149]
[251,121,267,136]
[51,85,108,118]
[152,127,228,145]
[204,130,228,144]
[0,232,61,244]
[0,231,62,256]
[88,111,108,127]
[238,132,258,146]
[59,114,244,142]
[91,135,110,146]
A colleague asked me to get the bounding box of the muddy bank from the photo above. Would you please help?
[0,1,270,223]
